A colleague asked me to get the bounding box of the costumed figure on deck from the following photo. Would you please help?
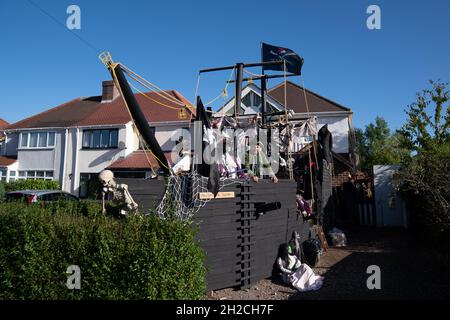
[244,142,279,183]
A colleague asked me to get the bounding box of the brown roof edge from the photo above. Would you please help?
[0,118,10,128]
[269,81,352,112]
[0,156,17,167]
[7,97,82,130]
[171,90,196,113]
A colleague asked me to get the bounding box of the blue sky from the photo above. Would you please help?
[1,0,449,130]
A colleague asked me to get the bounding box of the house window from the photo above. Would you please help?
[17,170,54,180]
[20,133,28,148]
[0,169,6,181]
[240,91,263,114]
[9,171,16,182]
[30,133,38,148]
[48,132,56,146]
[20,132,56,149]
[82,129,119,149]
[242,94,251,107]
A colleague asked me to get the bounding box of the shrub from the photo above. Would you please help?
[398,142,450,268]
[0,201,206,299]
[0,182,5,200]
[399,142,450,234]
[3,179,61,193]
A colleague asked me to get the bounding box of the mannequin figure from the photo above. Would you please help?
[276,243,324,292]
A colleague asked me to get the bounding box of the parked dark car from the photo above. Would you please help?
[5,190,79,204]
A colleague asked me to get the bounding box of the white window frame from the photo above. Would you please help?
[16,170,54,181]
[19,131,56,149]
[82,128,119,149]
[0,168,7,181]
[9,170,16,182]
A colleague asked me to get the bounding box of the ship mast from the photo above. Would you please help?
[99,52,171,176]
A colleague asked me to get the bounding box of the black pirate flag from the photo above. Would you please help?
[262,42,304,75]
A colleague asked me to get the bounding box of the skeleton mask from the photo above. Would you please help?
[98,170,115,186]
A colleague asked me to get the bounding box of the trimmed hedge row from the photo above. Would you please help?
[0,201,207,299]
[1,179,61,194]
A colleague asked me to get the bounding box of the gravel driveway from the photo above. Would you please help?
[208,228,450,300]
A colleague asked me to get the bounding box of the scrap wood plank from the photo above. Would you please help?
[198,191,235,200]
[315,225,329,251]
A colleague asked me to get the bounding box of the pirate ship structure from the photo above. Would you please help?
[98,44,333,290]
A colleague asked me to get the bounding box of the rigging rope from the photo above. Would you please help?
[283,60,294,180]
[205,66,236,106]
[26,0,101,55]
[193,72,201,105]
[121,64,186,106]
[301,75,320,171]
[128,81,186,111]
[244,69,264,78]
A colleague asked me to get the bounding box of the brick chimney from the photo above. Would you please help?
[101,80,119,102]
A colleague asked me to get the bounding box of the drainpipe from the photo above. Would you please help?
[1,131,6,156]
[61,129,69,192]
[72,128,80,195]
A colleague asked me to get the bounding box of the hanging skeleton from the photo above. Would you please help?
[98,170,138,215]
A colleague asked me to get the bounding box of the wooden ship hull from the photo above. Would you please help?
[119,178,313,290]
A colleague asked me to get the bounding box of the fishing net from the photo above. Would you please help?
[154,172,240,220]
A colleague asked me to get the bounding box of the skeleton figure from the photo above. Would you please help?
[98,170,138,215]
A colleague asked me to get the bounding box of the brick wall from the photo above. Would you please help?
[332,154,368,187]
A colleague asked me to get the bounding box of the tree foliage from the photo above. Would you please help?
[398,80,450,151]
[397,80,450,255]
[356,117,408,172]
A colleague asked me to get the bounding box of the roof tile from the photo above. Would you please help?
[0,118,9,129]
[107,150,174,170]
[268,81,351,113]
[8,90,193,130]
[0,156,17,167]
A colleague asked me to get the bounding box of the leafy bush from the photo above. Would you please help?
[399,142,450,234]
[0,201,206,299]
[3,179,61,193]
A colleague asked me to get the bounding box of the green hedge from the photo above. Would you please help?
[1,179,61,194]
[0,201,207,299]
[0,183,4,201]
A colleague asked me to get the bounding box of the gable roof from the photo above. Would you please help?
[7,90,193,130]
[268,81,351,113]
[216,83,285,115]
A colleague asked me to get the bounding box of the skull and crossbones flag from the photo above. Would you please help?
[262,42,304,75]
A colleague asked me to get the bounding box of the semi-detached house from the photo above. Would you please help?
[0,81,194,197]
[1,79,357,197]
